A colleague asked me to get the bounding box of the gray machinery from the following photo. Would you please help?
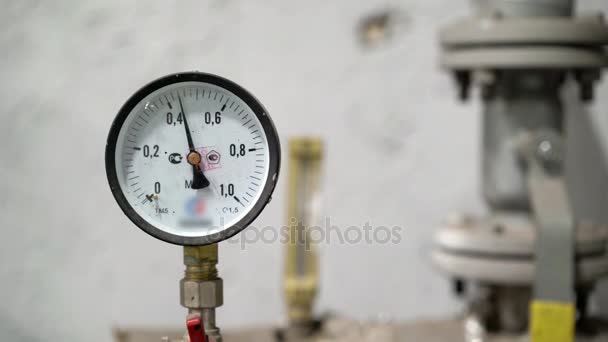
[433,0,608,341]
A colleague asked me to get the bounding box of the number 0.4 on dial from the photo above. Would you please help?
[105,72,281,245]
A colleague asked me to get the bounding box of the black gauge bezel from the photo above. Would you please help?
[105,72,281,246]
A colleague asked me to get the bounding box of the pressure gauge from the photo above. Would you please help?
[106,72,280,245]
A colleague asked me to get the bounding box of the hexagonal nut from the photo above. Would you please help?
[180,278,223,309]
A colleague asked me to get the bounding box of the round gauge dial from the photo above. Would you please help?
[106,72,280,245]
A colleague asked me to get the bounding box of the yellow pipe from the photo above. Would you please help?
[284,137,323,325]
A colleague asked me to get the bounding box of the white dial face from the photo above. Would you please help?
[112,78,276,242]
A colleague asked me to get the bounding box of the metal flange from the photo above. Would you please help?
[439,13,608,70]
[441,46,608,70]
[433,212,608,285]
[441,14,608,48]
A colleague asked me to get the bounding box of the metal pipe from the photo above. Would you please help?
[481,71,564,211]
[180,245,223,342]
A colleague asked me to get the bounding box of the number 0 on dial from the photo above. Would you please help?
[105,72,281,245]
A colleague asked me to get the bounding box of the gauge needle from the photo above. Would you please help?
[178,94,210,189]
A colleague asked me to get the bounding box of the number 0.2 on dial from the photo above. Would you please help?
[105,72,281,245]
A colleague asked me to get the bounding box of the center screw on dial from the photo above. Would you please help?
[187,151,203,166]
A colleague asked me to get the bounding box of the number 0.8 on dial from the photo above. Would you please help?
[106,72,281,246]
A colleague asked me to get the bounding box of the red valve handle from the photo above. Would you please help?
[186,314,207,342]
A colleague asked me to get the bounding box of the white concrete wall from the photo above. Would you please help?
[0,0,607,341]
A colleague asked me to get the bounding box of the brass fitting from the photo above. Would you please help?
[180,244,223,342]
[284,277,318,323]
[183,244,218,280]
